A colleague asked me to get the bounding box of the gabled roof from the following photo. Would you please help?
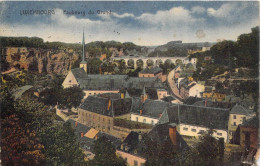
[139,66,163,74]
[119,131,146,158]
[230,105,253,115]
[131,99,169,119]
[159,104,229,130]
[70,67,164,90]
[79,96,134,117]
[148,123,188,149]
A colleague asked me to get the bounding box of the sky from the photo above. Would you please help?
[0,1,259,46]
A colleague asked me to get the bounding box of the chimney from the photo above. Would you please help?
[140,110,142,115]
[169,123,177,146]
[75,121,78,127]
[81,132,84,137]
[159,113,162,118]
[107,99,112,110]
[95,135,98,140]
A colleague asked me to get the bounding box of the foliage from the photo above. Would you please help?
[87,58,102,74]
[182,131,224,166]
[40,122,86,166]
[127,67,142,77]
[58,86,85,109]
[192,26,259,81]
[1,74,86,165]
[88,137,126,166]
[2,115,45,165]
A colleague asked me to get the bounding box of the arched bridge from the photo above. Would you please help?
[113,56,197,69]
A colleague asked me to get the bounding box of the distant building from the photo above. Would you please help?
[138,66,166,82]
[178,78,205,99]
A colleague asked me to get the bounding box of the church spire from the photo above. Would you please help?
[80,31,87,72]
[82,31,85,62]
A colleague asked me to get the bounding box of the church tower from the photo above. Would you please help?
[80,32,87,72]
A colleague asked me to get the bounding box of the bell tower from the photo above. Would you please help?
[80,32,87,72]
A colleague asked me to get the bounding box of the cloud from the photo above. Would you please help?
[191,6,206,14]
[0,2,258,46]
[112,12,134,18]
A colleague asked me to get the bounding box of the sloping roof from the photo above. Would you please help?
[70,67,164,90]
[131,99,169,119]
[84,128,99,139]
[139,67,163,74]
[241,117,258,128]
[184,97,203,105]
[159,104,229,130]
[230,105,253,115]
[79,96,135,117]
[119,131,146,158]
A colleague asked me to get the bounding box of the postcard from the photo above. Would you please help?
[0,1,259,166]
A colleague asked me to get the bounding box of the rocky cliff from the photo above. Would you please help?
[1,47,80,75]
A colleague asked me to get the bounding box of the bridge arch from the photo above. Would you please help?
[146,59,155,68]
[127,59,135,69]
[136,59,144,69]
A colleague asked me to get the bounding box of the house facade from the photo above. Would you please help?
[228,105,255,140]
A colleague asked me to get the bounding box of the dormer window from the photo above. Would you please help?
[233,115,236,119]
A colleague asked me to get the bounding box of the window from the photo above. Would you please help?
[183,127,188,131]
[191,129,196,132]
[134,160,138,166]
[217,133,222,136]
[108,120,110,124]
[69,80,71,83]
[136,117,138,122]
[143,119,146,123]
[199,130,205,133]
[103,118,105,122]
[125,158,127,162]
[108,127,110,130]
[233,115,236,119]
[233,122,236,126]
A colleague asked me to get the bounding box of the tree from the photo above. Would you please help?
[88,137,126,166]
[40,122,86,166]
[183,131,224,166]
[58,86,85,109]
[88,58,102,74]
[2,115,45,165]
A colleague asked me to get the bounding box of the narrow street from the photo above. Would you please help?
[167,68,183,100]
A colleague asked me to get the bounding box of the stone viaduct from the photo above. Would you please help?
[113,56,197,69]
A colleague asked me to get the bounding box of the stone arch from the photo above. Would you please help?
[127,59,135,69]
[136,59,144,69]
[155,59,163,66]
[146,59,154,68]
